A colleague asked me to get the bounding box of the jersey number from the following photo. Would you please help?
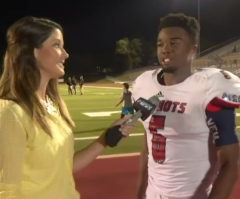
[148,115,166,164]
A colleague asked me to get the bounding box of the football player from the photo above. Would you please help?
[133,13,239,199]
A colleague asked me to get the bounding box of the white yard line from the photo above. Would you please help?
[84,86,122,89]
[60,86,122,90]
[97,153,140,159]
[68,107,119,111]
[74,133,144,140]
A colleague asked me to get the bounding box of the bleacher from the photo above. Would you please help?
[192,36,240,75]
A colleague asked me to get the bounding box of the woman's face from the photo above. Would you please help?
[34,28,69,80]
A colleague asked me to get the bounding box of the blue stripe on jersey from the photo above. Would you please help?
[206,107,239,147]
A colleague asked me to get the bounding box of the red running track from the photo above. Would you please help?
[74,155,240,199]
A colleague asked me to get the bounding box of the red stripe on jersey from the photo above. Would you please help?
[206,101,222,112]
[214,97,240,108]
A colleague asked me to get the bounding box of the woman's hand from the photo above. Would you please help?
[112,114,136,137]
[104,115,136,147]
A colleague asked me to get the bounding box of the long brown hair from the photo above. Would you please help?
[0,16,75,136]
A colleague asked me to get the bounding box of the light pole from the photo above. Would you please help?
[198,0,201,57]
[174,0,201,57]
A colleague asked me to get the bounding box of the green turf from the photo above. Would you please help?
[60,85,240,156]
[60,85,144,155]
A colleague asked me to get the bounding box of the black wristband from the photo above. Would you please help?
[105,125,123,147]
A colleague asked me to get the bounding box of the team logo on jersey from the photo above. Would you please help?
[155,91,164,97]
[220,70,231,79]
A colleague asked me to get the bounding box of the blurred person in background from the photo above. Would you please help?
[116,82,135,118]
[71,76,77,95]
[66,76,73,95]
[79,75,84,95]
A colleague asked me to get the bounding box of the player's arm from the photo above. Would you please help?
[206,103,239,199]
[132,76,149,199]
[135,131,148,199]
[0,107,27,199]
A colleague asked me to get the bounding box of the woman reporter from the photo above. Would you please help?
[0,17,135,199]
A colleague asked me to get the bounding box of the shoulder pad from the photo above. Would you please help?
[132,69,158,87]
[203,68,240,108]
[132,69,159,99]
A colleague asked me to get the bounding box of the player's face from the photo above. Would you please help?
[157,27,197,73]
[34,28,69,80]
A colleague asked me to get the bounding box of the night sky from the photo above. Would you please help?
[0,0,239,74]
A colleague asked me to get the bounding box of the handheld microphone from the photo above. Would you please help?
[124,96,160,124]
[105,96,160,147]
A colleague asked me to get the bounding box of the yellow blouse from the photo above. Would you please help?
[0,99,80,199]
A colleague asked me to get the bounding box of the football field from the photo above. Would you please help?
[60,83,240,156]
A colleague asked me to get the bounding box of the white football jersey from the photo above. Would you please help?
[132,68,240,198]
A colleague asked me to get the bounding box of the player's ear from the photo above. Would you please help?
[190,45,198,59]
[192,45,198,54]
